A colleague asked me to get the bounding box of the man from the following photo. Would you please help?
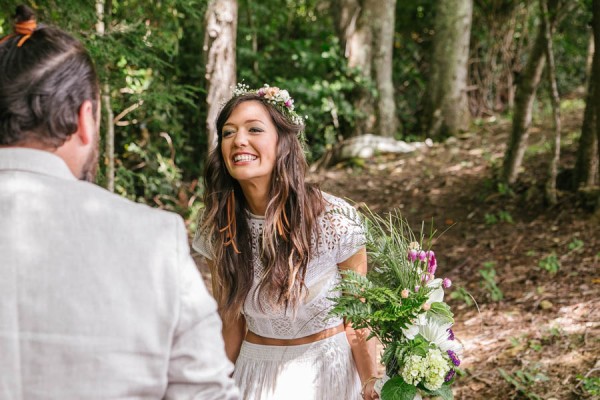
[0,6,239,399]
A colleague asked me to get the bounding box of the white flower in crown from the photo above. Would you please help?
[232,82,250,97]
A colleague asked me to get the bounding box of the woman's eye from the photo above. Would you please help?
[249,127,264,133]
[222,130,235,138]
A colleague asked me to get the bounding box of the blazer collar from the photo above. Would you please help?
[0,147,77,181]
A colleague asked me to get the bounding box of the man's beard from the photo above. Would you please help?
[80,134,99,183]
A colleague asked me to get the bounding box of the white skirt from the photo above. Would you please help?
[233,331,362,400]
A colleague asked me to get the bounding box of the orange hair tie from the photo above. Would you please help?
[0,19,37,47]
[15,19,36,47]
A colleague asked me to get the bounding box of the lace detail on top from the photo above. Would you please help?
[192,192,366,339]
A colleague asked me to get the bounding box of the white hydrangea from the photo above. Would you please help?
[401,354,427,386]
[423,348,450,390]
[400,348,452,391]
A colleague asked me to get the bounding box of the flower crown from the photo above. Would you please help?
[232,83,306,126]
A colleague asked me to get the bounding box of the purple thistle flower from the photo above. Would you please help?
[447,328,455,340]
[447,350,461,366]
[444,369,456,382]
[408,249,418,261]
[442,278,452,288]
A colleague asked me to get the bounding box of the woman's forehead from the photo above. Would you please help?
[225,101,272,124]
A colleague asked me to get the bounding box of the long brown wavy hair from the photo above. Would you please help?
[200,93,325,323]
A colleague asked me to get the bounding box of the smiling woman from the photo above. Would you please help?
[220,101,278,206]
[193,84,381,400]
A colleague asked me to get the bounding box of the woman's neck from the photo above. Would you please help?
[239,181,269,216]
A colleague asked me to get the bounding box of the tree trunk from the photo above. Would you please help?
[540,0,561,205]
[422,0,473,138]
[573,4,600,190]
[594,0,600,189]
[96,0,115,191]
[502,21,547,184]
[333,0,398,137]
[102,84,115,192]
[332,0,361,56]
[332,0,375,136]
[575,84,599,188]
[204,0,238,150]
[372,0,399,137]
[502,0,568,185]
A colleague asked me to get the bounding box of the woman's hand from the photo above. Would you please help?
[361,377,380,400]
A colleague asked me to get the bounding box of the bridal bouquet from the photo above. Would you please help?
[329,209,462,400]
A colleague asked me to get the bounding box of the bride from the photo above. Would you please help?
[193,84,380,400]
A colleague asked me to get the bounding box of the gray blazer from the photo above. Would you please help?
[0,148,239,399]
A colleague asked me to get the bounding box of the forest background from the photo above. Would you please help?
[1,0,598,399]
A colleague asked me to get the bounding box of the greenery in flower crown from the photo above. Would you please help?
[329,207,462,400]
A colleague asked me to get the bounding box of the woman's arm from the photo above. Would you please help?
[207,260,246,364]
[222,315,246,364]
[338,248,380,400]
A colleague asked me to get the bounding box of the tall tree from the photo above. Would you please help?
[332,0,398,137]
[204,0,238,150]
[574,26,599,188]
[540,0,561,205]
[333,0,374,136]
[502,0,572,185]
[421,0,473,138]
[372,0,399,136]
[96,0,115,192]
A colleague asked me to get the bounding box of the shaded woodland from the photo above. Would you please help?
[2,1,599,398]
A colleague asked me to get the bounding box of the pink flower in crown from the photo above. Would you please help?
[285,99,294,108]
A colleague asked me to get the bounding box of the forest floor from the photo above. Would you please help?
[307,106,599,399]
[193,105,599,399]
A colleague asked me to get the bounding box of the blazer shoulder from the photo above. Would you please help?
[78,181,185,230]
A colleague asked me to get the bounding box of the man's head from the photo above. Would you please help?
[0,5,100,181]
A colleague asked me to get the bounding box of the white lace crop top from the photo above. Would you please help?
[192,192,366,339]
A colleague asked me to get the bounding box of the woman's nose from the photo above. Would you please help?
[233,129,248,146]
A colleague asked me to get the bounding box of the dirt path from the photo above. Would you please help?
[308,111,599,399]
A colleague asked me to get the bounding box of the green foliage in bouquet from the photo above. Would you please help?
[329,208,461,400]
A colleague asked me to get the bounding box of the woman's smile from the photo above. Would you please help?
[232,152,258,164]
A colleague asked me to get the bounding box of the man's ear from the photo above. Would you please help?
[75,100,95,146]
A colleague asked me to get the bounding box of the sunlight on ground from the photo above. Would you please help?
[453,298,599,370]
